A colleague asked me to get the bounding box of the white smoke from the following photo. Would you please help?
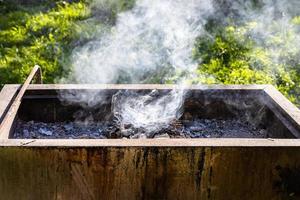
[236,0,300,103]
[222,0,300,65]
[68,0,213,84]
[112,89,185,135]
[60,0,214,134]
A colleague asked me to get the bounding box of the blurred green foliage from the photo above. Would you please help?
[193,21,300,106]
[0,0,136,88]
[0,0,91,86]
[0,0,299,106]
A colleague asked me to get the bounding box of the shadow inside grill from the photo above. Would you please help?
[12,89,296,139]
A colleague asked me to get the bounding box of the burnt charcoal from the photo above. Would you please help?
[181,119,267,138]
[13,118,269,139]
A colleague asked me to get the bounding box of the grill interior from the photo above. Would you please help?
[10,88,297,139]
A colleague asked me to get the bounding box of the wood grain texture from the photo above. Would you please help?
[0,85,19,124]
[0,66,42,139]
[0,84,299,199]
[0,147,299,200]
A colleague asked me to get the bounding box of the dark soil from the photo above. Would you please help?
[13,118,269,139]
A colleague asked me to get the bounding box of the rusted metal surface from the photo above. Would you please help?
[0,147,299,199]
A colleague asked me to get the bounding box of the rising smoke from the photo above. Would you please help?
[112,88,185,135]
[212,0,300,78]
[60,0,300,135]
[213,0,300,104]
[60,0,214,134]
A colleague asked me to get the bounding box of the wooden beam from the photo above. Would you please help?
[263,85,300,137]
[0,66,42,139]
[0,85,19,124]
[1,138,300,147]
[19,84,269,90]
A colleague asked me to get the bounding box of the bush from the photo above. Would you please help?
[193,22,300,106]
[1,0,299,107]
[0,1,90,87]
[0,0,138,88]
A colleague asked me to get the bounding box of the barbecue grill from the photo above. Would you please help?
[1,66,300,199]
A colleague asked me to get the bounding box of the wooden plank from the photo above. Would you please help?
[0,85,19,124]
[0,146,299,199]
[0,66,42,139]
[264,85,300,125]
[24,84,269,90]
[263,85,300,137]
[1,138,300,147]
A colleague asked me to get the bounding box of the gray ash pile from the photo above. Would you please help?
[14,118,268,139]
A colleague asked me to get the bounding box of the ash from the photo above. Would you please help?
[14,118,268,139]
[181,119,268,138]
[14,120,110,139]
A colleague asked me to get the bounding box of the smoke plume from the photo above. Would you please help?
[60,0,300,135]
[60,0,213,134]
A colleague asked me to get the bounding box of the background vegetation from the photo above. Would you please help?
[0,0,299,106]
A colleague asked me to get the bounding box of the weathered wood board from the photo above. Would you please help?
[0,147,299,200]
[0,84,300,199]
